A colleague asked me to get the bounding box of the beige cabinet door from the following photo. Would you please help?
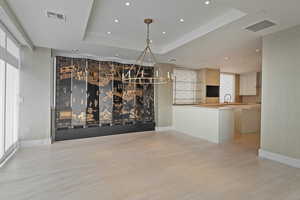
[239,72,257,96]
[246,72,257,95]
[206,69,220,86]
[239,74,247,95]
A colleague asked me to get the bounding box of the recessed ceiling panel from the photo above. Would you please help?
[85,0,245,53]
[7,0,94,48]
[6,0,300,74]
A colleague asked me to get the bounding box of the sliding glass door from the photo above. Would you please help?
[5,64,19,151]
[0,23,20,164]
[0,59,5,159]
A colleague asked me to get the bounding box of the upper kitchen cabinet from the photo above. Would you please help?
[206,69,220,86]
[239,72,257,96]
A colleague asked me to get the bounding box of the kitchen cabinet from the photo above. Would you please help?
[198,68,220,103]
[173,105,234,144]
[206,69,220,86]
[234,105,261,134]
[239,72,257,96]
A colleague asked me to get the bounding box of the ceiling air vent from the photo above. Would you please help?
[46,11,66,21]
[245,20,276,32]
[168,58,177,62]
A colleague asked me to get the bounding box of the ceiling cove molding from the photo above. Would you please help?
[83,33,163,55]
[83,9,246,55]
[159,9,247,54]
[0,0,34,50]
[52,51,155,67]
[81,0,95,40]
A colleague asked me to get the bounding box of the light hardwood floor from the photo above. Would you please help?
[0,131,300,200]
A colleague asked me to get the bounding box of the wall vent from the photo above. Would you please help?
[46,11,66,21]
[245,20,276,32]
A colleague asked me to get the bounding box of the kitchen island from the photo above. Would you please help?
[172,104,260,144]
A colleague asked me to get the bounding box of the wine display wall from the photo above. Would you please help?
[55,56,155,140]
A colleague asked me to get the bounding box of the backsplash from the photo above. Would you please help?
[242,95,260,104]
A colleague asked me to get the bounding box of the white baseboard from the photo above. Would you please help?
[155,126,174,131]
[20,138,52,148]
[259,149,300,168]
[0,146,19,168]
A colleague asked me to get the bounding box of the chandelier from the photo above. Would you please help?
[122,19,173,85]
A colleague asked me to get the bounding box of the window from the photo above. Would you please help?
[5,64,19,150]
[0,24,20,164]
[220,73,235,103]
[173,69,200,104]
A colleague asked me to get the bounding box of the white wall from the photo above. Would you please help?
[19,47,52,141]
[261,25,300,159]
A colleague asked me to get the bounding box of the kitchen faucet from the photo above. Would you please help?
[224,94,232,104]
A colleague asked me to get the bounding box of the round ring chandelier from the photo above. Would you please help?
[122,18,173,85]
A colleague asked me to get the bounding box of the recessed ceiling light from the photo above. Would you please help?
[256,49,260,52]
[162,31,166,34]
[150,40,153,43]
[107,31,111,34]
[204,0,211,5]
[114,19,119,23]
[179,18,184,23]
[125,2,131,6]
[72,49,79,52]
[224,57,230,60]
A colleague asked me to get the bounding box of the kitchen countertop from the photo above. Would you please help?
[173,103,261,110]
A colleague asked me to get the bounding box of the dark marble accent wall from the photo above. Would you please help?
[55,56,155,132]
[143,67,155,122]
[122,64,136,125]
[112,63,124,125]
[56,57,72,129]
[86,59,100,126]
[71,58,87,127]
[99,61,113,126]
